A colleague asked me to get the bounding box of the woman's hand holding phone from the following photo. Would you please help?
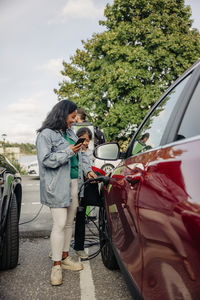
[70,137,86,154]
[74,137,86,146]
[70,144,82,153]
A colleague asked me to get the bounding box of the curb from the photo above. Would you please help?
[19,230,51,238]
[19,226,99,239]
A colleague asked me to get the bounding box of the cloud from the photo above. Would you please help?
[185,0,200,30]
[0,76,9,84]
[36,58,63,82]
[52,0,105,22]
[37,58,63,73]
[63,0,104,20]
[7,98,41,114]
[0,92,57,143]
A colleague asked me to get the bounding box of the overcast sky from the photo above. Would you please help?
[0,0,199,144]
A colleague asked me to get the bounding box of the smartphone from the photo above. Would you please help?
[74,137,86,146]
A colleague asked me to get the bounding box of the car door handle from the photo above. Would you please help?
[125,173,141,184]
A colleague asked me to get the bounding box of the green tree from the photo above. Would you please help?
[55,0,200,141]
[5,142,36,154]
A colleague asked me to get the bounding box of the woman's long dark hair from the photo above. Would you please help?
[37,100,77,132]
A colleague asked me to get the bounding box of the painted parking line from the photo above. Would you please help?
[23,183,40,186]
[21,202,41,205]
[80,249,96,300]
[22,182,40,186]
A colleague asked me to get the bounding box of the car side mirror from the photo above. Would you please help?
[94,143,120,161]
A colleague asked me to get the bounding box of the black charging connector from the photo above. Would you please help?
[77,175,110,211]
[84,175,110,186]
[75,175,110,261]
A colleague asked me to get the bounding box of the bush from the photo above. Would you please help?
[9,159,27,175]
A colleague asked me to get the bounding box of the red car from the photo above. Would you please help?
[95,60,200,300]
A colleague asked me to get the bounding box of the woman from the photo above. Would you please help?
[36,100,96,286]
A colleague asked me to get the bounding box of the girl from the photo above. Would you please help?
[74,127,105,259]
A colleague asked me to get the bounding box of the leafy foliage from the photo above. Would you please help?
[4,142,36,155]
[55,0,200,141]
[9,158,27,175]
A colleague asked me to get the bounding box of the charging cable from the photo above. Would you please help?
[75,175,110,261]
[19,204,43,225]
[19,175,110,261]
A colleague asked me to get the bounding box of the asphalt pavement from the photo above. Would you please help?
[19,175,99,238]
[0,238,132,300]
[0,176,133,300]
[19,175,52,237]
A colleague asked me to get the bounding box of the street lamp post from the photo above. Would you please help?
[2,134,7,154]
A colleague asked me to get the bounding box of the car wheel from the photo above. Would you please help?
[101,163,114,174]
[99,205,118,270]
[0,194,19,270]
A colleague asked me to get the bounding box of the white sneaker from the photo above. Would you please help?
[50,265,62,286]
[75,250,88,259]
[62,256,83,271]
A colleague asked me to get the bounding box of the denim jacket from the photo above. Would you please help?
[36,128,92,208]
